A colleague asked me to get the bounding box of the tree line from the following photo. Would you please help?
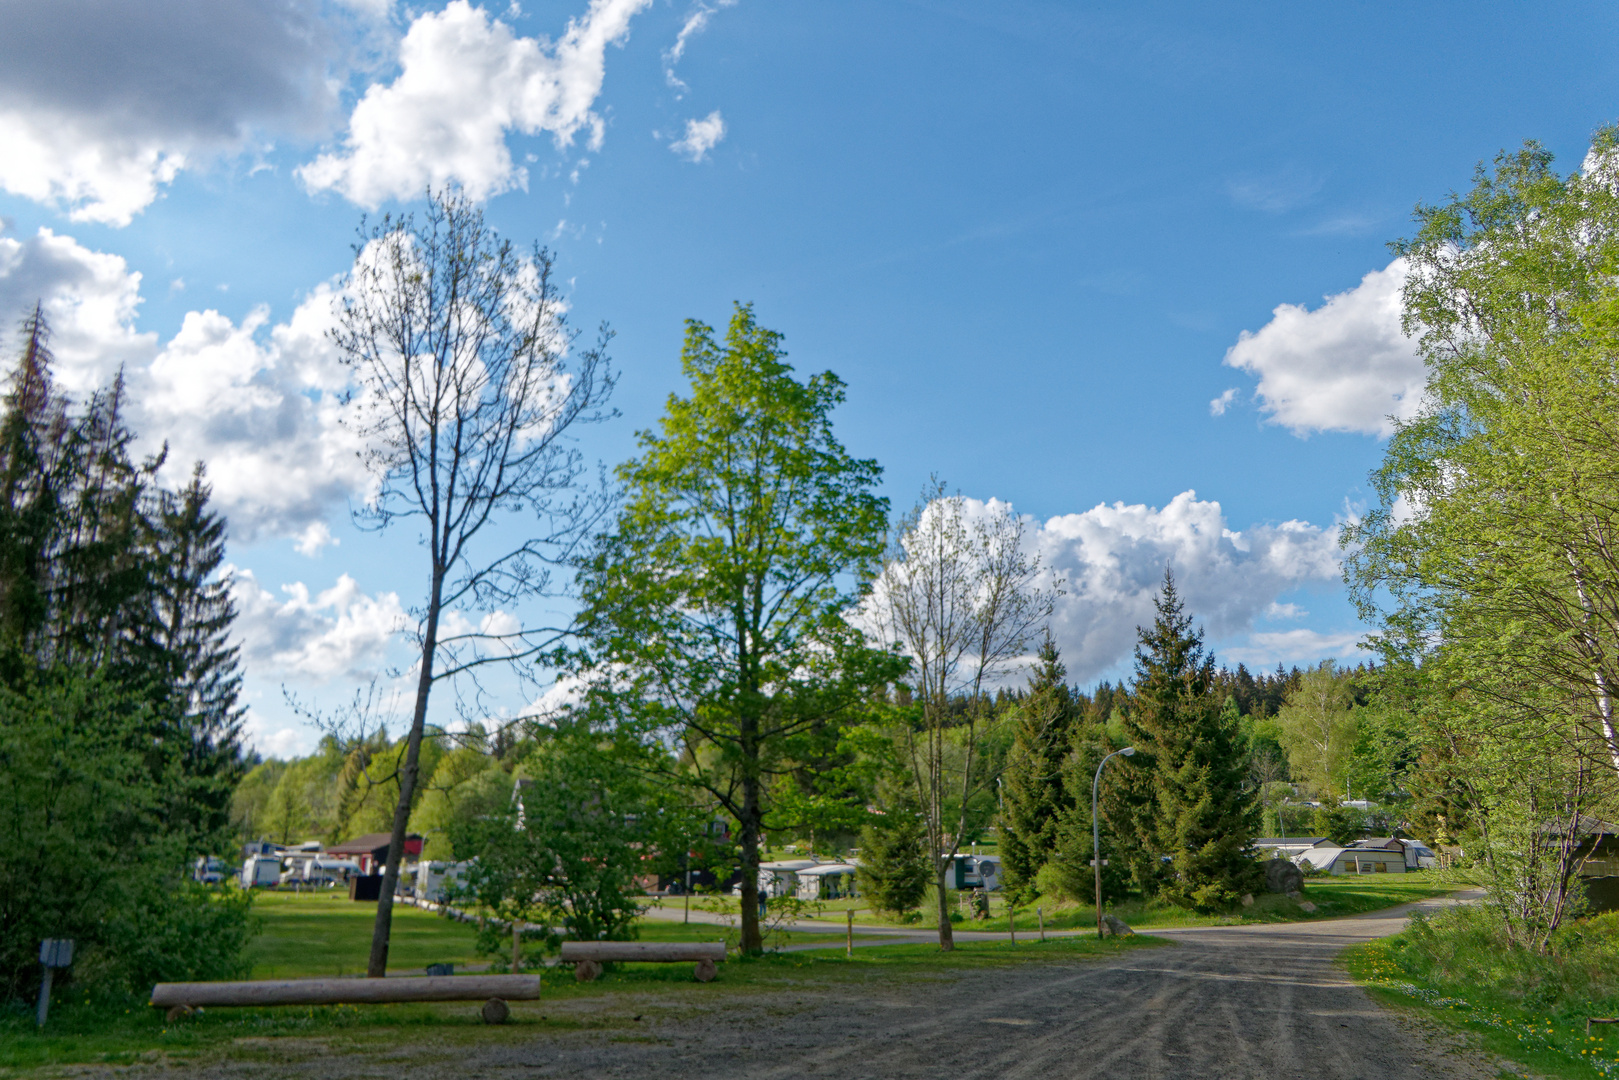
[0,309,251,1000]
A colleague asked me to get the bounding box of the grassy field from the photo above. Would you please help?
[648,873,1457,933]
[0,910,1160,1076]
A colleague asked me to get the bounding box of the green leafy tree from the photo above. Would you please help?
[998,632,1074,902]
[1345,133,1619,943]
[1274,661,1358,801]
[576,304,900,954]
[450,725,693,963]
[1123,571,1260,911]
[857,793,930,917]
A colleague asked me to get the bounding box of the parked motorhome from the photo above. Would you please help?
[282,857,361,887]
[193,855,225,884]
[752,859,819,899]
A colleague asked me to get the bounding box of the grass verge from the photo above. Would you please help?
[1345,904,1619,1080]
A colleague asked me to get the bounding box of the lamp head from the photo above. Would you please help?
[1120,746,1136,757]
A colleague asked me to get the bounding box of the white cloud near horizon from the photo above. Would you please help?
[300,0,651,206]
[0,0,348,225]
[670,111,726,161]
[1034,491,1347,682]
[1222,259,1427,437]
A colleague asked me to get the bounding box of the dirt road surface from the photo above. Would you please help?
[142,896,1511,1080]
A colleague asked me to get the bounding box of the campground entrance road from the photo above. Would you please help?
[466,894,1501,1080]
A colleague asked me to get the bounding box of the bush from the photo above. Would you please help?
[1034,859,1086,902]
[0,672,254,1001]
[1387,903,1619,1012]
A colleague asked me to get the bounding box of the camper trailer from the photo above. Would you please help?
[414,860,470,903]
[795,863,859,901]
[241,854,281,888]
[942,854,1003,891]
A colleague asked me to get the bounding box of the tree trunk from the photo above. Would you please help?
[738,761,763,954]
[935,865,954,951]
[367,572,442,977]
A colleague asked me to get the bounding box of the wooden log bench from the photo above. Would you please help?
[150,974,540,1024]
[558,941,726,983]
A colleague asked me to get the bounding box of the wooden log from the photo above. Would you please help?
[559,942,725,963]
[150,974,540,1009]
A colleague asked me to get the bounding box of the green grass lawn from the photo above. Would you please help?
[650,873,1456,934]
[246,891,487,978]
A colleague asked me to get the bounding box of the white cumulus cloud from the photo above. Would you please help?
[1223,259,1426,437]
[0,0,345,225]
[300,0,652,206]
[231,567,408,683]
[0,224,370,542]
[930,492,1350,684]
[670,110,725,162]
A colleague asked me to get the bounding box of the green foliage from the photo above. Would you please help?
[998,633,1074,902]
[450,724,698,962]
[1119,572,1261,912]
[576,304,900,952]
[0,668,253,998]
[1345,133,1619,945]
[1274,661,1358,800]
[0,315,252,1001]
[857,796,930,916]
[1310,803,1367,846]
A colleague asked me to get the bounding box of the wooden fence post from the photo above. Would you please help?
[1038,907,1045,942]
[846,909,853,958]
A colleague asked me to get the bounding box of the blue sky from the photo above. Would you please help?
[2,0,1615,755]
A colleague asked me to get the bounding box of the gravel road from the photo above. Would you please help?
[138,895,1513,1080]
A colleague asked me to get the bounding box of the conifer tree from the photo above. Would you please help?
[856,794,930,916]
[998,631,1074,901]
[1124,570,1260,911]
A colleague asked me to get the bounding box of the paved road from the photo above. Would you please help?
[463,893,1500,1080]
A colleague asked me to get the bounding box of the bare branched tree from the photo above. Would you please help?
[867,482,1056,950]
[331,188,616,977]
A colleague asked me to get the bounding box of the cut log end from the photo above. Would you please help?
[574,959,603,983]
[481,998,510,1025]
[693,959,717,983]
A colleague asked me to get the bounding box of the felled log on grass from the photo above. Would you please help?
[559,941,726,983]
[150,974,540,1024]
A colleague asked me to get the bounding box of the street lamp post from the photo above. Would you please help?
[1093,746,1135,939]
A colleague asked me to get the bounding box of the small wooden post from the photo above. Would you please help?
[511,922,521,973]
[1009,905,1016,944]
[846,909,853,958]
[1038,907,1045,942]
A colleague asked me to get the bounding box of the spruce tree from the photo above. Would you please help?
[1125,570,1260,911]
[857,795,930,917]
[998,631,1073,901]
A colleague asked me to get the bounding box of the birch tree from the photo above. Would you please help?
[332,189,615,977]
[868,484,1054,950]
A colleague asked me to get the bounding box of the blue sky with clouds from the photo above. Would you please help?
[2,0,1616,755]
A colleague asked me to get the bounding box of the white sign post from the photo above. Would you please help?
[36,939,74,1027]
